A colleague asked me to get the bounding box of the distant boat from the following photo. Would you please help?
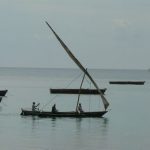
[109,81,145,85]
[0,97,2,103]
[50,88,106,95]
[0,90,8,103]
[21,22,109,118]
[0,90,8,96]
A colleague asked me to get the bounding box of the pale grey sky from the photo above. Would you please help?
[0,0,150,69]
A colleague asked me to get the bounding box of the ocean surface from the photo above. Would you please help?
[0,67,150,150]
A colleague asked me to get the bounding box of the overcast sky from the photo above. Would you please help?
[0,0,150,69]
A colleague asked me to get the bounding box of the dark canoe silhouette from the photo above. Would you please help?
[20,109,107,118]
[21,109,40,116]
[109,81,145,85]
[0,90,8,96]
[50,88,106,95]
[0,97,2,102]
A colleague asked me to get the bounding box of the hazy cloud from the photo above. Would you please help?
[113,19,130,28]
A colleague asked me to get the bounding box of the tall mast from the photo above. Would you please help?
[76,71,86,112]
[45,21,109,110]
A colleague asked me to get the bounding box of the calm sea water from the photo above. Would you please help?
[0,67,150,150]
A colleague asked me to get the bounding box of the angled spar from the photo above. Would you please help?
[45,21,109,110]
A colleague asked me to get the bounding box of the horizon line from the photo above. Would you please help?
[0,66,147,71]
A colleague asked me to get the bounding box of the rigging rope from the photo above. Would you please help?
[41,70,97,111]
[65,72,83,88]
[41,71,83,110]
[41,94,58,111]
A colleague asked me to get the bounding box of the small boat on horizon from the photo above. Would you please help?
[50,88,106,95]
[0,90,8,97]
[109,81,145,85]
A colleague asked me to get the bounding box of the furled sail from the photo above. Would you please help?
[45,21,109,110]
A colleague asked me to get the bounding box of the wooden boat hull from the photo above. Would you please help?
[0,90,8,96]
[20,109,107,118]
[20,109,40,116]
[50,88,106,95]
[39,111,107,118]
[109,81,145,85]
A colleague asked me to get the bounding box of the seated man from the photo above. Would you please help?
[32,102,40,111]
[77,103,84,113]
[52,104,58,113]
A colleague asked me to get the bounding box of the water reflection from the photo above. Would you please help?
[75,118,82,130]
[20,115,111,150]
[100,117,109,136]
[75,117,109,137]
[0,106,3,112]
[48,117,109,137]
[51,117,57,128]
[31,116,39,128]
[102,117,109,127]
[76,117,109,127]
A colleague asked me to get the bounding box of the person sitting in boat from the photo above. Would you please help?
[52,104,58,113]
[77,103,84,113]
[32,102,40,111]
